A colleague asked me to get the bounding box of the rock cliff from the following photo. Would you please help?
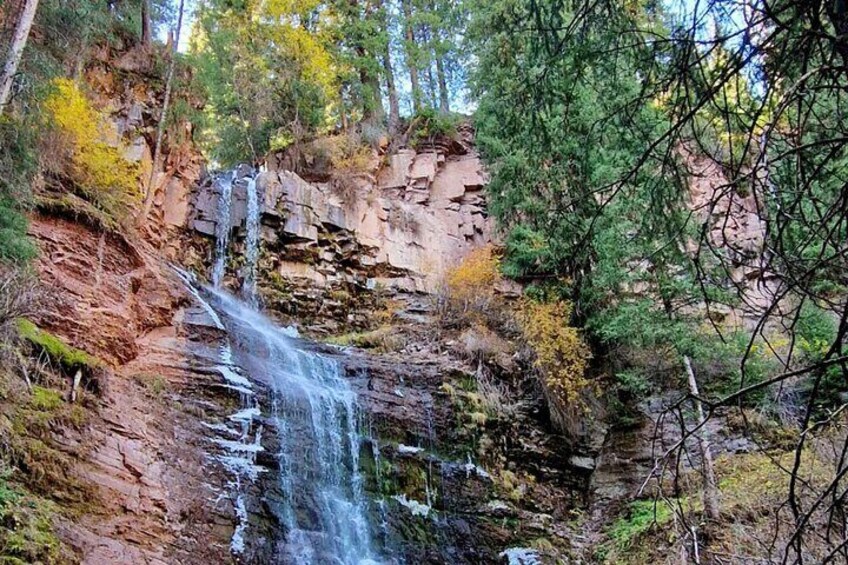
[187,128,492,331]
[17,44,772,564]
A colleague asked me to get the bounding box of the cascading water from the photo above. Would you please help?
[185,278,377,564]
[211,172,235,287]
[173,267,262,555]
[242,175,261,305]
[191,163,377,562]
[211,168,262,302]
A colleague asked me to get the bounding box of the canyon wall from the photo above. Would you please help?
[186,128,493,331]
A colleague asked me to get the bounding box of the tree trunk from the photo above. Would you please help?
[401,0,422,114]
[358,59,384,125]
[428,0,449,114]
[340,84,349,133]
[426,57,437,107]
[684,355,721,522]
[383,49,400,133]
[435,51,449,114]
[0,0,40,115]
[140,0,185,226]
[354,0,384,126]
[421,23,437,106]
[375,0,398,133]
[141,0,152,46]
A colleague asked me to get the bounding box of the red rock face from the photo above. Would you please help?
[27,213,237,564]
[28,213,175,364]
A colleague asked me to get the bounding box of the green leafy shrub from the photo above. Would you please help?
[409,108,459,147]
[0,119,38,265]
[795,302,842,414]
[607,499,674,552]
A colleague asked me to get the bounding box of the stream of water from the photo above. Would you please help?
[242,175,261,305]
[179,272,377,562]
[211,172,235,287]
[206,288,376,564]
[197,169,377,563]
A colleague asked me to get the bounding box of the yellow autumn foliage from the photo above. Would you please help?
[447,245,500,303]
[438,245,501,327]
[519,299,592,407]
[44,79,140,220]
[260,0,338,99]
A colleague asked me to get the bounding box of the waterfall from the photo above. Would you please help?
[212,172,235,287]
[196,285,376,564]
[174,267,262,555]
[242,175,261,305]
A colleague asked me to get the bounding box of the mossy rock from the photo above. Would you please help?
[30,387,63,412]
[16,319,101,374]
[0,465,74,565]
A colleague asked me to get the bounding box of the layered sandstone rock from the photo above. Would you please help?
[27,213,241,565]
[189,134,492,302]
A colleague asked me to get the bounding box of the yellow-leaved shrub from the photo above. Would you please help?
[43,79,140,221]
[438,244,501,327]
[519,299,592,432]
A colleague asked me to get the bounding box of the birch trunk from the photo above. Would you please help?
[684,354,721,521]
[0,0,40,114]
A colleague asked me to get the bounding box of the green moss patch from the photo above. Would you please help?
[0,471,69,564]
[29,387,63,412]
[16,319,100,374]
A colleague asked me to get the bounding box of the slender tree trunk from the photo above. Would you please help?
[426,56,437,107]
[401,0,421,114]
[141,0,152,47]
[427,0,449,114]
[684,355,721,522]
[383,50,400,133]
[421,22,437,106]
[140,0,185,226]
[435,51,449,114]
[377,0,399,133]
[0,0,40,115]
[340,84,349,133]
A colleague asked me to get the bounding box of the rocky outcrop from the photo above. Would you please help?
[26,212,244,564]
[683,148,780,323]
[187,132,492,331]
[84,44,206,255]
